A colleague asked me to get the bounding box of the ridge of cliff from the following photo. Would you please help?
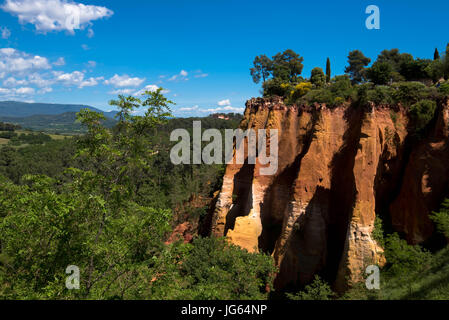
[210,96,449,291]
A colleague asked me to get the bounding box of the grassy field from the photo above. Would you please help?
[0,130,72,147]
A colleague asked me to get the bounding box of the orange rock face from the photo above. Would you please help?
[211,97,449,291]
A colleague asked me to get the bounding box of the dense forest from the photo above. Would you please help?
[1,44,449,300]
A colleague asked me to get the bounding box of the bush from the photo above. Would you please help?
[298,75,356,106]
[430,198,449,239]
[439,82,449,96]
[384,233,431,277]
[263,78,289,97]
[366,85,395,105]
[408,99,437,134]
[286,275,335,300]
[151,237,277,300]
[391,82,429,106]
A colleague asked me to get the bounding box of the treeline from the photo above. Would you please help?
[251,45,449,105]
[0,122,21,131]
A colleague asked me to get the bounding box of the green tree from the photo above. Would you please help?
[430,198,449,239]
[310,67,326,88]
[250,54,272,84]
[434,48,440,60]
[326,57,331,83]
[409,99,437,135]
[366,61,394,85]
[286,275,335,300]
[271,49,304,82]
[344,50,371,84]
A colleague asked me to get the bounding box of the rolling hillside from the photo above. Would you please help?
[0,101,116,118]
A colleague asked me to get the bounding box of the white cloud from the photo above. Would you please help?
[168,70,189,82]
[38,87,52,94]
[28,72,54,87]
[1,0,113,34]
[200,106,244,113]
[0,86,35,97]
[0,47,51,75]
[0,26,11,39]
[53,57,66,66]
[81,44,89,50]
[179,105,199,112]
[86,60,96,68]
[3,76,28,87]
[133,84,162,96]
[104,74,145,87]
[15,86,34,94]
[217,99,231,106]
[87,28,94,38]
[54,70,102,88]
[108,88,135,95]
[194,73,208,78]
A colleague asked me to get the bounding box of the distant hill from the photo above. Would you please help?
[0,112,116,134]
[0,101,116,118]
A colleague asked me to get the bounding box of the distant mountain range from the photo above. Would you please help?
[0,101,116,118]
[0,101,117,133]
[0,112,116,134]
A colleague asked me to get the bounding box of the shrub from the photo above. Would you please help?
[310,67,326,88]
[372,216,385,247]
[391,82,428,106]
[439,82,449,96]
[286,275,335,300]
[384,233,431,277]
[408,99,437,134]
[263,78,289,97]
[430,198,449,239]
[366,85,395,105]
[291,82,312,100]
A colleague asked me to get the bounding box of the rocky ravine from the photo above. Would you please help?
[210,96,449,291]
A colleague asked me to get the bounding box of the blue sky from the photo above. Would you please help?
[0,0,448,116]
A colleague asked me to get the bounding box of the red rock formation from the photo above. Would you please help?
[211,96,449,291]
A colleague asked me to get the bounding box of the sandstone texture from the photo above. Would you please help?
[211,96,449,291]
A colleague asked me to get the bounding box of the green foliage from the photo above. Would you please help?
[408,99,437,134]
[271,49,304,82]
[298,75,355,106]
[310,67,326,88]
[384,233,432,277]
[434,48,440,60]
[344,50,371,84]
[286,275,335,300]
[372,216,385,247]
[366,61,394,85]
[390,82,432,106]
[250,54,272,84]
[326,57,331,83]
[439,82,449,96]
[430,198,449,239]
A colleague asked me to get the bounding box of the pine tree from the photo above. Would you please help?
[434,48,440,60]
[326,57,331,83]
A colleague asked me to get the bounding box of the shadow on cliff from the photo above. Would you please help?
[258,109,319,255]
[323,106,364,290]
[224,163,255,235]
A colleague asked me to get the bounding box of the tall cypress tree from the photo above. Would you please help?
[326,57,331,83]
[434,48,440,60]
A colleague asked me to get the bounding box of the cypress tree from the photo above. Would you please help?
[434,48,440,60]
[326,57,331,83]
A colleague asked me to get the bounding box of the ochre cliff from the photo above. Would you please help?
[211,96,449,291]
